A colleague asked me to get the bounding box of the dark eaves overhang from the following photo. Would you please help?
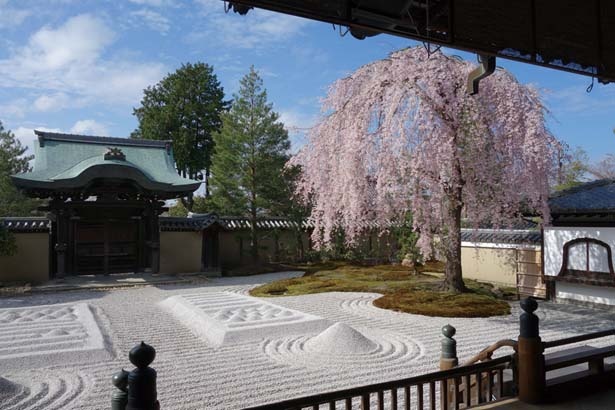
[12,165,201,199]
[226,0,615,86]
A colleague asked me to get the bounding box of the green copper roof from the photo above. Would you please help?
[12,131,201,197]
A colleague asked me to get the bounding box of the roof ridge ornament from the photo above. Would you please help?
[104,147,126,161]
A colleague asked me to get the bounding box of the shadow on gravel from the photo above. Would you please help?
[156,271,305,292]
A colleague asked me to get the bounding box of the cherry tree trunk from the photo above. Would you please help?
[442,200,466,293]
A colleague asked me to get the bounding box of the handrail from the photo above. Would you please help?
[543,328,615,349]
[462,339,518,366]
[242,354,514,410]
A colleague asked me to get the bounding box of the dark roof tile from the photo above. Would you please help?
[549,179,615,213]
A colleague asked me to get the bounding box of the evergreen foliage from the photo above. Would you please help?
[0,121,38,255]
[209,67,291,262]
[0,121,38,218]
[132,62,228,208]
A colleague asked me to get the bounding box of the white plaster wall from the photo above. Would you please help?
[589,244,610,272]
[556,282,615,306]
[543,227,615,276]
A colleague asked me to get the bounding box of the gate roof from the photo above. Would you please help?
[12,131,201,199]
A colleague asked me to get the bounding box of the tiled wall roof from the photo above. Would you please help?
[460,229,542,245]
[1,217,51,233]
[0,215,542,245]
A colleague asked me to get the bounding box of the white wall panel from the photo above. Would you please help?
[543,227,615,276]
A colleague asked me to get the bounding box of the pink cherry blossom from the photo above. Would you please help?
[291,47,559,291]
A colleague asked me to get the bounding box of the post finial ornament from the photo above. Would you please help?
[520,298,539,338]
[441,324,457,360]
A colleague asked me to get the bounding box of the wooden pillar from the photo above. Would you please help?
[150,202,162,274]
[517,298,545,404]
[212,228,219,269]
[143,201,161,274]
[134,215,144,273]
[53,206,68,279]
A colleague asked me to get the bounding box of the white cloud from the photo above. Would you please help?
[13,126,62,155]
[0,14,166,108]
[278,109,317,150]
[33,93,71,112]
[546,82,615,116]
[130,9,171,34]
[188,8,311,50]
[129,0,177,6]
[27,14,115,69]
[193,0,225,15]
[12,120,108,155]
[69,119,108,135]
[278,109,316,131]
[0,2,31,29]
[0,98,29,119]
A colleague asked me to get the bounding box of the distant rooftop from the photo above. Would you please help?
[34,130,171,148]
[549,179,615,214]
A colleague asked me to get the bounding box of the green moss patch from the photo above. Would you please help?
[373,290,510,317]
[250,263,513,318]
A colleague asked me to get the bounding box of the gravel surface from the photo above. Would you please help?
[1,271,615,409]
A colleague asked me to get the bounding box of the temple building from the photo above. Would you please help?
[11,131,201,277]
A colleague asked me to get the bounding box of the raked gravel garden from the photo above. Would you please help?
[1,270,615,410]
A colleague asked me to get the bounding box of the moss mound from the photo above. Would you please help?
[249,262,513,318]
[373,290,510,317]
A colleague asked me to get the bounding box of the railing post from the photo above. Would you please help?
[112,369,129,410]
[440,324,458,370]
[124,341,160,410]
[517,298,545,404]
[440,325,458,410]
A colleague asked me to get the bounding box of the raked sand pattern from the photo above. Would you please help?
[159,291,330,346]
[0,303,108,369]
[2,271,615,409]
[0,371,90,410]
[262,322,422,370]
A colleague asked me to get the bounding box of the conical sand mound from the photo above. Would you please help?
[306,322,378,354]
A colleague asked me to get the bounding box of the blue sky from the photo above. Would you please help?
[1,0,614,162]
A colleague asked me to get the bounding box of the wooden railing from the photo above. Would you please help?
[107,298,615,409]
[543,328,615,349]
[461,339,517,366]
[242,354,514,410]
[542,328,615,388]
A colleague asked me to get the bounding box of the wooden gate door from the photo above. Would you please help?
[74,221,138,274]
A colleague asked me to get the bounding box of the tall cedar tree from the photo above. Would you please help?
[210,67,291,263]
[132,62,228,209]
[0,122,37,255]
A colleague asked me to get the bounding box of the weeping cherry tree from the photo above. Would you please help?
[292,47,559,292]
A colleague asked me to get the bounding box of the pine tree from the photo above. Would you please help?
[210,67,291,263]
[0,122,38,255]
[0,121,37,217]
